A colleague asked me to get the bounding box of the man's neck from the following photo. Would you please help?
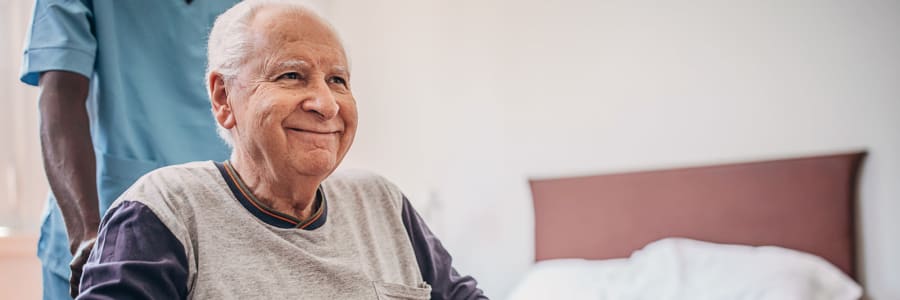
[229,153,320,221]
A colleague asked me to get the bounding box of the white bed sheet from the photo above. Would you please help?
[508,238,861,300]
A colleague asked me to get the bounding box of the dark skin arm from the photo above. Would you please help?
[37,70,98,297]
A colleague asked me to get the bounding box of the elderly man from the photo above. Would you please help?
[76,1,488,299]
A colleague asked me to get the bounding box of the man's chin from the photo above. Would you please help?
[290,153,338,177]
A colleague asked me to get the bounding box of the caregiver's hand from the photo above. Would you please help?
[70,236,96,298]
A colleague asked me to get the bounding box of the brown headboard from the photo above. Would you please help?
[530,152,866,278]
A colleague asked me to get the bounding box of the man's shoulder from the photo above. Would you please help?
[323,169,405,208]
[325,169,402,192]
[326,168,391,185]
[112,161,222,213]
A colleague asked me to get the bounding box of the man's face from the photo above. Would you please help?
[226,8,357,178]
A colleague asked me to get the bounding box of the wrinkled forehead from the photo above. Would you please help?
[248,7,347,66]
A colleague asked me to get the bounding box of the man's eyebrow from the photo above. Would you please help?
[269,59,348,74]
[331,65,349,75]
[271,59,311,71]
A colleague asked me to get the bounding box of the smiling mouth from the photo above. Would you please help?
[285,127,340,135]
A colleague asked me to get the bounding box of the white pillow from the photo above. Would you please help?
[506,258,629,300]
[507,238,862,300]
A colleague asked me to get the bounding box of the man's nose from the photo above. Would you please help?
[300,79,340,120]
[300,80,341,120]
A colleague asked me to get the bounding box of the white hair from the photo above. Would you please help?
[206,0,335,147]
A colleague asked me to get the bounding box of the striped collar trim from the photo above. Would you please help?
[214,161,327,230]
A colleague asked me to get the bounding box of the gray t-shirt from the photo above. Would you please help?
[78,161,488,300]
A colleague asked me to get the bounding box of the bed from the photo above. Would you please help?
[510,151,867,300]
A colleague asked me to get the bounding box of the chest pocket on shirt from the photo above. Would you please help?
[372,281,432,300]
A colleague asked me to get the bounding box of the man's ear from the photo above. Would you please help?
[209,72,236,130]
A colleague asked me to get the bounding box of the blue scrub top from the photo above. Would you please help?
[20,0,240,276]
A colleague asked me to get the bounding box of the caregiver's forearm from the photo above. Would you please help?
[38,70,100,253]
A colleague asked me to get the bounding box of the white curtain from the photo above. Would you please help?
[0,1,46,235]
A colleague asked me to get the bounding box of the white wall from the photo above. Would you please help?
[0,0,47,233]
[1,1,56,298]
[328,0,899,298]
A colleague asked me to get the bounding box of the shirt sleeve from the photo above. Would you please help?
[400,195,489,300]
[77,201,189,300]
[20,0,97,86]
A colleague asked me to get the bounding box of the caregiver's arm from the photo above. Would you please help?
[77,201,189,299]
[38,71,98,255]
[401,196,489,300]
[39,71,100,296]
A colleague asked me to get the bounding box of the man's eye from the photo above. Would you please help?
[278,72,301,80]
[328,76,347,86]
